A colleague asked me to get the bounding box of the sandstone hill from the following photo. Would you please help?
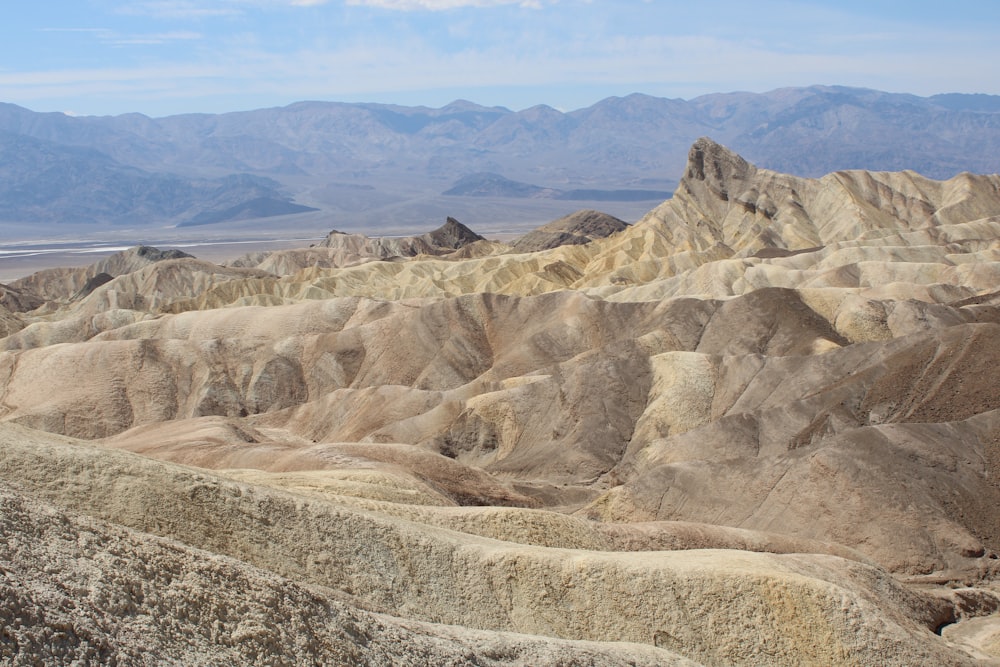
[7,245,196,304]
[225,216,491,276]
[2,138,1000,665]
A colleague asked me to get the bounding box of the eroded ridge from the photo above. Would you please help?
[3,139,1000,665]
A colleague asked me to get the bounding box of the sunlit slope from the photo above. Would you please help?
[1,424,983,667]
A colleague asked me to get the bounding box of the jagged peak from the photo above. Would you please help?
[422,217,486,249]
[127,245,195,262]
[511,209,629,253]
[683,137,755,188]
[90,245,195,276]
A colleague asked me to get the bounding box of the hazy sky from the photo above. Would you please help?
[2,0,998,117]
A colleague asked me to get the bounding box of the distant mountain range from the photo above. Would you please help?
[1,85,999,230]
[0,130,309,227]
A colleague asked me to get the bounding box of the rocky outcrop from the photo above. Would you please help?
[152,140,1000,307]
[226,217,486,275]
[0,282,44,313]
[0,302,23,338]
[420,216,486,249]
[315,217,485,257]
[8,245,196,304]
[511,209,628,252]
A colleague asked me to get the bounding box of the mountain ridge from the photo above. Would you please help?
[2,86,1000,232]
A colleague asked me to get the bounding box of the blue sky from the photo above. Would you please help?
[1,0,998,117]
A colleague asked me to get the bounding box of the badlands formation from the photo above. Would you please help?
[2,138,1000,664]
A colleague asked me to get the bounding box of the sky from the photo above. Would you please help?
[1,0,998,118]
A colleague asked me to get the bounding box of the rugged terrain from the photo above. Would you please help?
[2,138,1000,665]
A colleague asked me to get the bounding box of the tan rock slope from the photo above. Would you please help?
[2,138,1000,665]
[0,425,981,666]
[0,474,685,666]
[226,216,490,276]
[8,245,196,304]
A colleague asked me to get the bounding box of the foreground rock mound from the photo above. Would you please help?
[3,138,1000,665]
[0,480,683,666]
[0,426,984,666]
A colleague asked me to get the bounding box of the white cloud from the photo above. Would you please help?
[117,1,243,19]
[10,0,1000,116]
[107,31,205,45]
[7,26,997,110]
[37,26,204,47]
[345,0,543,9]
[113,0,549,18]
[37,28,114,33]
[0,64,226,88]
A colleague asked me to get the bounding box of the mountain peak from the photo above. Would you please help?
[441,99,502,113]
[512,209,629,253]
[423,217,485,249]
[685,137,753,182]
[129,245,194,262]
[682,137,757,201]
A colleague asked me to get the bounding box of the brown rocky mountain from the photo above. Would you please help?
[2,138,1000,665]
[511,209,629,252]
[225,216,494,276]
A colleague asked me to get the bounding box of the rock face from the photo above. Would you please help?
[8,245,197,304]
[421,216,487,249]
[511,209,629,252]
[0,302,23,338]
[3,138,1000,665]
[226,217,488,275]
[314,216,485,257]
